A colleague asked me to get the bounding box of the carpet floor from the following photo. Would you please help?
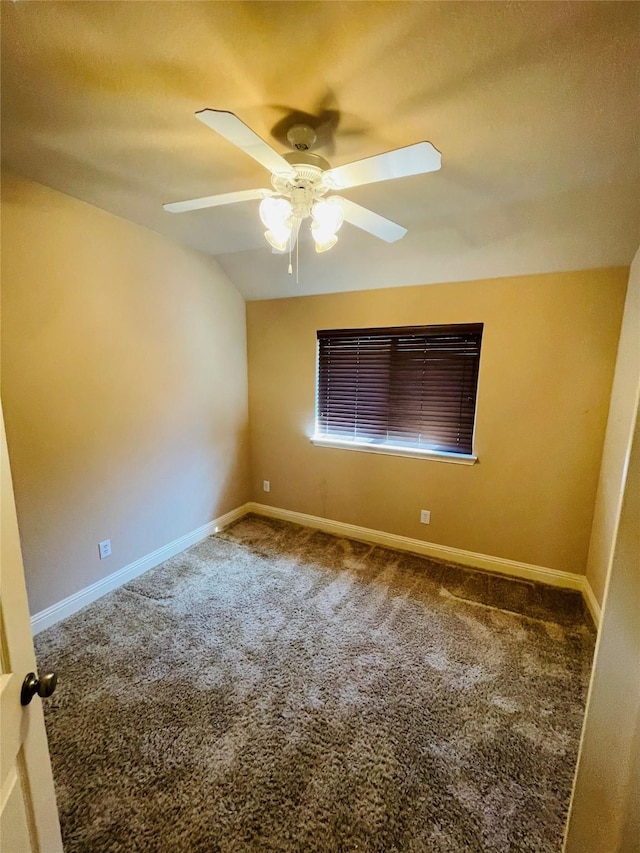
[35,515,595,853]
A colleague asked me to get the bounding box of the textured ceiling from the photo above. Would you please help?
[1,1,638,299]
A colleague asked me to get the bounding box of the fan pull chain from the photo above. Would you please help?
[296,229,299,285]
[287,221,296,276]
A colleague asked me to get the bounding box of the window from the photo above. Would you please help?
[312,323,483,462]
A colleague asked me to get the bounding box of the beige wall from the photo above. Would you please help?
[564,251,640,852]
[246,268,627,575]
[585,250,640,605]
[1,171,250,614]
[564,407,640,853]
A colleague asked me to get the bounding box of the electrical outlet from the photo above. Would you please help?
[420,510,431,525]
[263,480,270,493]
[98,539,112,559]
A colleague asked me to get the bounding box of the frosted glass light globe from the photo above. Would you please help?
[259,197,293,230]
[312,227,338,253]
[311,198,344,234]
[264,226,292,252]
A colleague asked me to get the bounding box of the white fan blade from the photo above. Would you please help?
[196,109,296,178]
[272,217,301,254]
[324,142,441,190]
[163,188,274,213]
[338,197,407,242]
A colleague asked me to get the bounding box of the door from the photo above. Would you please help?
[0,404,63,852]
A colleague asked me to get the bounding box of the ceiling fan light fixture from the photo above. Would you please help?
[259,196,293,230]
[312,229,338,253]
[264,226,292,252]
[311,197,344,234]
[165,109,441,268]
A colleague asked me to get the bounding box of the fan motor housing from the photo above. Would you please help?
[271,154,331,211]
[282,151,330,172]
[269,131,334,219]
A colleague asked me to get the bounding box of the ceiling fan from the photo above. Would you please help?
[163,109,442,255]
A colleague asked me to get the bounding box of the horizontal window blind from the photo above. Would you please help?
[316,324,483,455]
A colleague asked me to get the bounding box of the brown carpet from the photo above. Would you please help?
[35,514,595,852]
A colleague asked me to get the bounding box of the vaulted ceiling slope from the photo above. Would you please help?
[1,1,638,299]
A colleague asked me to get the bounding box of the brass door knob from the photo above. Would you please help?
[20,671,58,706]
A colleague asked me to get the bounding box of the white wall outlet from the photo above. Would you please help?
[420,510,431,525]
[263,480,270,493]
[98,539,112,559]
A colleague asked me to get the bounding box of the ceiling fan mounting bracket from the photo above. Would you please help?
[286,124,317,151]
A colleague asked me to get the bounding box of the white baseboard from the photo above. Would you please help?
[247,502,601,628]
[580,577,602,628]
[30,503,250,635]
[32,500,602,635]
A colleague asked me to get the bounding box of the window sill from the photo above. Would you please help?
[310,436,477,465]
